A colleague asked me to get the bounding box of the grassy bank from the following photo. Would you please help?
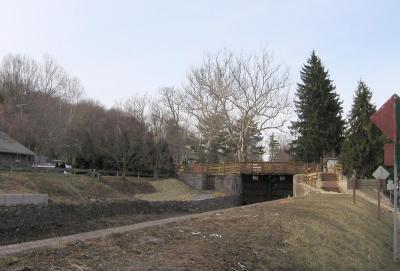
[135,178,206,201]
[1,194,399,270]
[0,172,159,203]
[0,172,211,203]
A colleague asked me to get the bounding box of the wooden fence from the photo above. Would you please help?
[303,164,343,187]
[178,161,311,175]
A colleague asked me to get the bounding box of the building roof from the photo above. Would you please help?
[0,131,35,156]
[272,149,293,162]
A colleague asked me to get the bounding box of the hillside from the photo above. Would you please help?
[1,194,399,270]
[0,172,158,203]
[0,172,208,203]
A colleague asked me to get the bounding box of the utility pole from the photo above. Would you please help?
[394,128,398,262]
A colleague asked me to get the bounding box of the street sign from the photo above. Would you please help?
[372,166,390,180]
[370,95,400,142]
[371,94,399,261]
[387,180,395,190]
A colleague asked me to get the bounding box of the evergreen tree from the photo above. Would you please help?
[243,123,264,161]
[340,80,384,178]
[290,51,344,163]
[268,133,280,161]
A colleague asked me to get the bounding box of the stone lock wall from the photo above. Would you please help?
[215,175,242,196]
[177,173,207,190]
[178,173,242,196]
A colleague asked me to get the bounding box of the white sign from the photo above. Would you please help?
[372,166,390,180]
[387,180,395,190]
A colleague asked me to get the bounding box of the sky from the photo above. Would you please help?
[1,0,399,114]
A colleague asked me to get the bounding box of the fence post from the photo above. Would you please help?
[353,177,357,205]
[377,177,381,220]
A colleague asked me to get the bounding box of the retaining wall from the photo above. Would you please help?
[177,173,206,190]
[0,194,48,206]
[215,175,242,196]
[293,174,347,196]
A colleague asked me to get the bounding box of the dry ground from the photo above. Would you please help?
[1,194,399,271]
[0,172,157,203]
[0,172,207,203]
[135,178,209,201]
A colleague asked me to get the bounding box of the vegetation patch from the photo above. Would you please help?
[0,172,157,203]
[135,178,206,201]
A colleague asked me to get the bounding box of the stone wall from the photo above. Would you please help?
[0,194,48,206]
[177,173,206,190]
[0,196,238,245]
[293,174,347,196]
[215,175,242,196]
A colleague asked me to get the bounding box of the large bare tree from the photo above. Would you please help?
[184,49,291,162]
[159,87,189,165]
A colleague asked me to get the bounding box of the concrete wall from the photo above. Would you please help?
[177,173,206,190]
[347,179,376,189]
[0,194,48,206]
[293,174,323,197]
[0,196,238,245]
[215,175,242,197]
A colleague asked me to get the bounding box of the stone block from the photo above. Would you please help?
[0,194,48,206]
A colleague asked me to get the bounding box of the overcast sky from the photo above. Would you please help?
[1,0,399,114]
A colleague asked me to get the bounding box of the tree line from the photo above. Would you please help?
[290,51,384,178]
[0,49,384,178]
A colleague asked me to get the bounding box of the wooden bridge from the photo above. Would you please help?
[179,161,316,176]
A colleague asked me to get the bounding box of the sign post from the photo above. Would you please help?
[370,94,400,261]
[373,166,390,221]
[388,180,394,205]
[352,170,357,205]
[394,102,398,262]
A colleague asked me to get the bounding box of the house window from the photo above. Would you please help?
[16,154,21,162]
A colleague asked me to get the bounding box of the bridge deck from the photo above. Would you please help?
[180,162,314,175]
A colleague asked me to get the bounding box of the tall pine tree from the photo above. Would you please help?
[268,133,280,161]
[291,51,344,163]
[340,80,383,178]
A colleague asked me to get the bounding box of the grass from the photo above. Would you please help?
[0,172,156,203]
[135,178,205,201]
[0,172,205,203]
[1,194,399,270]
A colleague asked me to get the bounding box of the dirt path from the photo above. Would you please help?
[0,209,225,257]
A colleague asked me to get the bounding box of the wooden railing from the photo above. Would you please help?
[179,161,310,175]
[303,164,343,189]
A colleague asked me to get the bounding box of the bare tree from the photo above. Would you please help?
[39,55,67,96]
[119,95,147,124]
[99,108,144,176]
[143,100,172,178]
[0,54,40,102]
[159,87,190,165]
[184,49,291,162]
[159,87,184,125]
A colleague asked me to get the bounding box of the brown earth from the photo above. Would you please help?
[0,172,168,203]
[1,194,399,271]
[1,212,185,247]
[100,176,156,196]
